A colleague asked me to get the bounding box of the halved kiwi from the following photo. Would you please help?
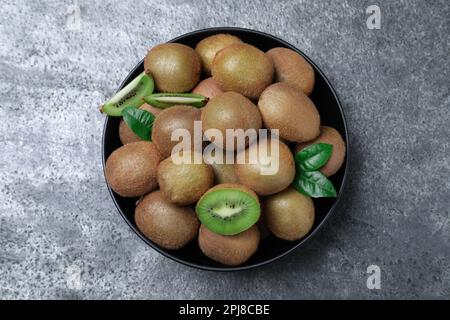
[100,72,154,117]
[196,184,260,236]
[143,93,208,109]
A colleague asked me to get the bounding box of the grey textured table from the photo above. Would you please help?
[0,0,449,299]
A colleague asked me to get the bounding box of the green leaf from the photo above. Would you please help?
[293,170,337,198]
[295,143,333,171]
[122,106,155,141]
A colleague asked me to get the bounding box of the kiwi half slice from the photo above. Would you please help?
[143,93,208,109]
[100,72,154,116]
[196,184,260,236]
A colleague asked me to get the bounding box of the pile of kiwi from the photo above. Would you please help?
[101,33,346,267]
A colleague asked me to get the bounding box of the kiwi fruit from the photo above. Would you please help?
[201,92,262,151]
[196,183,260,235]
[119,104,161,145]
[235,138,295,196]
[294,126,346,177]
[266,47,315,95]
[211,43,274,99]
[258,82,320,143]
[100,72,154,117]
[204,148,239,184]
[198,224,260,266]
[192,77,223,99]
[144,43,201,93]
[263,188,315,241]
[151,105,202,158]
[210,163,239,184]
[135,190,199,250]
[195,33,242,75]
[157,151,214,205]
[105,141,161,197]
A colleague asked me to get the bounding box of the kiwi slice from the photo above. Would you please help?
[196,184,260,236]
[100,72,154,117]
[143,93,208,109]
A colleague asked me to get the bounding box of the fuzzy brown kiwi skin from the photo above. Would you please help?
[151,105,201,159]
[235,139,295,196]
[294,126,346,177]
[157,152,215,206]
[144,43,201,93]
[266,47,315,95]
[119,104,162,145]
[195,33,242,75]
[198,224,260,266]
[258,82,320,143]
[192,77,224,100]
[105,141,161,197]
[211,43,274,100]
[263,187,315,241]
[210,163,239,184]
[201,92,262,151]
[135,190,199,250]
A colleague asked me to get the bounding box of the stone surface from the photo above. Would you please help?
[0,0,449,299]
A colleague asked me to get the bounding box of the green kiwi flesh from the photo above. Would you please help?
[143,93,208,109]
[196,185,260,235]
[101,72,154,117]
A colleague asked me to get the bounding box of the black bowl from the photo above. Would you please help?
[102,27,349,271]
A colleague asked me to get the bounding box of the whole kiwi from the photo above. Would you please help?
[135,190,199,250]
[195,33,242,75]
[105,141,161,197]
[258,82,320,143]
[235,138,295,196]
[201,92,262,151]
[152,105,202,158]
[204,147,239,184]
[212,43,274,99]
[192,77,224,99]
[144,43,201,93]
[263,188,315,241]
[294,126,346,177]
[266,47,315,95]
[198,224,260,266]
[119,104,162,145]
[157,151,214,205]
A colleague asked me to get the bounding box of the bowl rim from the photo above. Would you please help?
[102,26,349,272]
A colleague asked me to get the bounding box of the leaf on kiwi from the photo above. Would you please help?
[293,170,337,198]
[295,143,333,171]
[122,106,155,141]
